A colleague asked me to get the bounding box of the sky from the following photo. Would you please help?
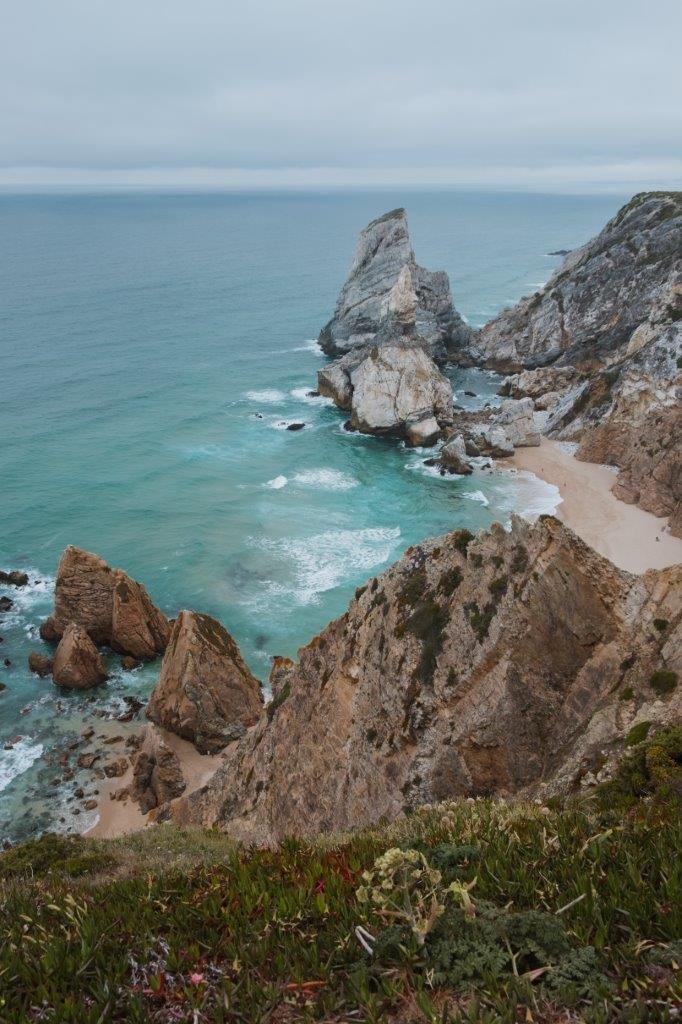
[1,0,681,190]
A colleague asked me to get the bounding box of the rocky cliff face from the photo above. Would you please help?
[319,208,473,361]
[465,193,681,535]
[473,192,681,372]
[172,516,680,843]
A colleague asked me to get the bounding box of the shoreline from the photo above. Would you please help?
[510,438,682,575]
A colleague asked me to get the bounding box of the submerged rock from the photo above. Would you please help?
[41,547,170,659]
[172,516,681,843]
[52,624,108,689]
[319,208,472,361]
[146,610,263,754]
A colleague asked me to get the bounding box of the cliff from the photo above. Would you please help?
[172,516,680,843]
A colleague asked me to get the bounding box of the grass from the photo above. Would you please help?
[1,770,680,1023]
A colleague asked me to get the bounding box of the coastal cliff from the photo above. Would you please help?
[171,516,680,843]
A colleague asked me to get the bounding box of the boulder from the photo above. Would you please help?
[0,597,12,613]
[131,724,186,814]
[493,398,541,447]
[44,546,170,659]
[440,434,473,474]
[52,624,109,689]
[405,416,442,448]
[28,652,53,678]
[318,208,473,361]
[343,343,453,443]
[146,610,263,754]
[0,570,29,587]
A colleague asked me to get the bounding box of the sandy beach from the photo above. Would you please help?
[87,729,224,839]
[510,438,682,574]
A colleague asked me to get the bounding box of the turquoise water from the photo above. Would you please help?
[0,189,622,840]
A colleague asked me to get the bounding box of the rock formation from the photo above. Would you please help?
[52,624,109,689]
[146,610,263,754]
[171,516,680,843]
[319,208,473,361]
[439,434,473,475]
[464,192,681,534]
[318,342,454,445]
[472,192,681,372]
[0,570,29,587]
[131,724,186,814]
[27,652,53,678]
[41,546,170,659]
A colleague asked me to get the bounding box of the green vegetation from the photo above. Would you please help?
[595,725,682,813]
[649,670,677,696]
[652,618,668,633]
[266,680,291,718]
[626,720,651,746]
[1,785,680,1023]
[452,529,474,556]
[405,598,448,683]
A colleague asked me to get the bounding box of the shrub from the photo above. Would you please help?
[405,598,448,682]
[439,565,462,597]
[626,721,651,746]
[452,529,474,556]
[267,680,291,718]
[619,686,634,702]
[488,575,508,596]
[400,565,428,607]
[650,670,677,696]
[653,618,669,632]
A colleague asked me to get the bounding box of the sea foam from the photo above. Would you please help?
[0,739,43,794]
[292,468,358,491]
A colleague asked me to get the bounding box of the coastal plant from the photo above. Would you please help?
[649,669,677,695]
[356,847,473,944]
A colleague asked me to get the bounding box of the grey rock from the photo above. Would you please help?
[319,208,473,361]
[493,398,542,447]
[440,434,473,474]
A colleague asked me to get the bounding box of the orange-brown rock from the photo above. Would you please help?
[146,610,263,753]
[130,724,186,814]
[42,546,170,658]
[28,652,53,678]
[52,623,108,689]
[172,516,681,844]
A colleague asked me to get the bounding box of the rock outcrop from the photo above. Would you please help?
[171,516,681,844]
[319,208,473,361]
[0,570,29,587]
[27,652,53,678]
[146,610,263,754]
[318,342,453,445]
[473,192,681,371]
[52,624,109,689]
[467,192,682,534]
[131,724,186,814]
[439,434,473,475]
[41,547,170,659]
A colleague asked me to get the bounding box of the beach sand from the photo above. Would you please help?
[510,438,682,574]
[87,729,224,839]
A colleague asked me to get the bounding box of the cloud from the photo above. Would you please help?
[2,0,681,188]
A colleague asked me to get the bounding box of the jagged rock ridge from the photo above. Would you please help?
[171,516,680,843]
[319,208,473,361]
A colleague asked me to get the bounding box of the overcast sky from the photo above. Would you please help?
[2,0,681,189]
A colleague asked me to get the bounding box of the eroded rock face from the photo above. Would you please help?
[173,517,681,843]
[439,434,473,474]
[319,343,453,445]
[319,208,473,361]
[131,724,186,814]
[473,192,682,371]
[493,399,541,447]
[146,610,263,753]
[28,652,53,678]
[52,624,108,689]
[42,547,170,658]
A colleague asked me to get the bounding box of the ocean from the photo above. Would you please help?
[0,188,622,840]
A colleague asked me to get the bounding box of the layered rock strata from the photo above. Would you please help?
[171,516,680,843]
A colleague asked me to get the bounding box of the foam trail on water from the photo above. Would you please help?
[293,468,358,491]
[245,389,287,404]
[0,740,43,793]
[265,475,288,489]
[464,490,490,506]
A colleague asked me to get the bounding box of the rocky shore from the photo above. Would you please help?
[3,190,680,847]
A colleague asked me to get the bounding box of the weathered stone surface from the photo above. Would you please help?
[499,366,581,400]
[493,398,541,447]
[52,624,108,689]
[473,192,682,371]
[44,547,170,658]
[0,570,29,587]
[320,343,453,444]
[28,652,53,678]
[173,516,681,843]
[131,724,186,814]
[319,208,473,361]
[146,610,263,753]
[439,434,473,474]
